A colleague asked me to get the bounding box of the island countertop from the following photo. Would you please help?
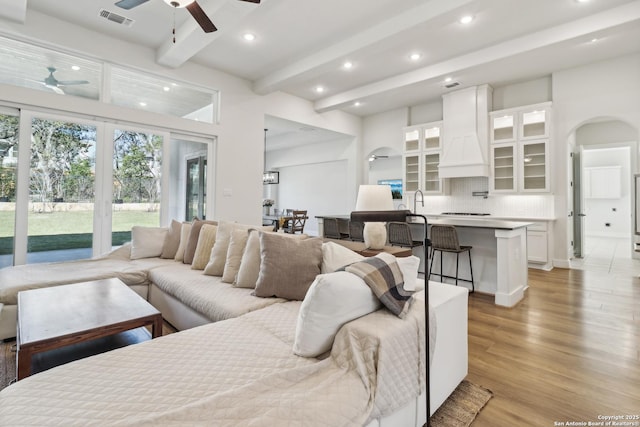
[424,217,533,230]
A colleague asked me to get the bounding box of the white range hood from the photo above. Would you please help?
[439,85,492,178]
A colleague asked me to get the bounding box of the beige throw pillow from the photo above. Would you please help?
[221,228,250,283]
[233,229,262,288]
[183,219,217,264]
[130,226,168,260]
[174,222,192,262]
[234,230,308,288]
[191,224,218,270]
[254,233,323,300]
[205,221,271,277]
[160,219,183,259]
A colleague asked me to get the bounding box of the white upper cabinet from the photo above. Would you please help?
[403,126,422,152]
[402,121,446,195]
[491,113,516,143]
[489,102,552,194]
[519,105,550,140]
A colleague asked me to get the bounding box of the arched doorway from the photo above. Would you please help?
[569,118,639,266]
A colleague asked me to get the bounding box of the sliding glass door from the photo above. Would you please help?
[111,128,164,247]
[0,110,19,268]
[27,116,97,263]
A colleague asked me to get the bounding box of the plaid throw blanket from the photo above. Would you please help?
[344,252,414,318]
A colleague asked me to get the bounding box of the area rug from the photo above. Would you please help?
[430,380,493,427]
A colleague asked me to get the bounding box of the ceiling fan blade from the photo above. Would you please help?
[56,80,90,86]
[238,0,261,3]
[45,85,65,95]
[186,1,217,33]
[114,0,150,10]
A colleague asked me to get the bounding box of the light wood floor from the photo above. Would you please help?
[466,267,640,426]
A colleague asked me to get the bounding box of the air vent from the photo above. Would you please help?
[444,81,460,89]
[99,9,134,27]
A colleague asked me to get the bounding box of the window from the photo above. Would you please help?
[0,110,19,267]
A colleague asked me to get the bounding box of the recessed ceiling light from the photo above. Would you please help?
[576,0,589,3]
[139,102,147,107]
[409,53,421,61]
[444,76,453,83]
[243,33,256,42]
[163,86,170,92]
[590,38,599,43]
[71,65,80,71]
[315,86,325,93]
[354,101,361,107]
[459,15,474,24]
[343,61,353,70]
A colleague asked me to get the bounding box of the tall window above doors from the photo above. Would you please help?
[0,35,220,124]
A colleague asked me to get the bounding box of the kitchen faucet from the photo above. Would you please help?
[413,189,424,214]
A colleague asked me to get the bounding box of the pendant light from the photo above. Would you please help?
[262,128,279,185]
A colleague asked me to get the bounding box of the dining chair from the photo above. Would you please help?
[284,210,307,234]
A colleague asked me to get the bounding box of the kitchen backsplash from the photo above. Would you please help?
[412,177,555,219]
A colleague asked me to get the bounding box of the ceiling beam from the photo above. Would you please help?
[157,0,259,68]
[314,0,640,112]
[252,0,474,95]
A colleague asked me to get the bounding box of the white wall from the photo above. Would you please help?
[276,160,350,236]
[492,77,552,111]
[582,147,630,238]
[264,137,356,234]
[552,53,640,267]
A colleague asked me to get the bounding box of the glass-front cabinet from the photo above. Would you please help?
[423,152,440,192]
[520,140,548,191]
[403,153,420,193]
[402,121,445,195]
[491,113,516,143]
[520,107,549,140]
[489,102,551,193]
[491,144,516,192]
[403,126,421,152]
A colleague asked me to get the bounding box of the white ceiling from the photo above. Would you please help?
[3,0,640,120]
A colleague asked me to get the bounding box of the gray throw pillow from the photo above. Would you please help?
[254,233,323,301]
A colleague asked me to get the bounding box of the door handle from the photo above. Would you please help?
[578,213,586,217]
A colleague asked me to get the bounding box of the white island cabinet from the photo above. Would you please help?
[415,217,531,307]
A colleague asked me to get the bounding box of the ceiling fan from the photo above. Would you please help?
[40,67,89,95]
[369,154,389,162]
[115,0,261,34]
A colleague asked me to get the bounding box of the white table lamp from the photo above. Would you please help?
[354,185,394,249]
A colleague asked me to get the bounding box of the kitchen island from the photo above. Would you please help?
[417,217,532,307]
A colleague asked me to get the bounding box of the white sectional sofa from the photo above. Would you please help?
[0,219,468,425]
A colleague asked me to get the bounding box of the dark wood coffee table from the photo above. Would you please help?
[17,278,162,380]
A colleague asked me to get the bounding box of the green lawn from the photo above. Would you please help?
[0,209,160,254]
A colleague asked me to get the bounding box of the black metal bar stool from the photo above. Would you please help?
[428,225,474,292]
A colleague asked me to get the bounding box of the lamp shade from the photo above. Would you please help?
[355,185,394,211]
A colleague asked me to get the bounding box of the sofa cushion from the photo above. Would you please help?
[254,233,322,301]
[192,224,218,270]
[183,220,217,265]
[130,226,168,260]
[174,222,192,262]
[160,220,183,259]
[149,263,285,322]
[321,241,365,273]
[293,271,381,357]
[221,228,250,283]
